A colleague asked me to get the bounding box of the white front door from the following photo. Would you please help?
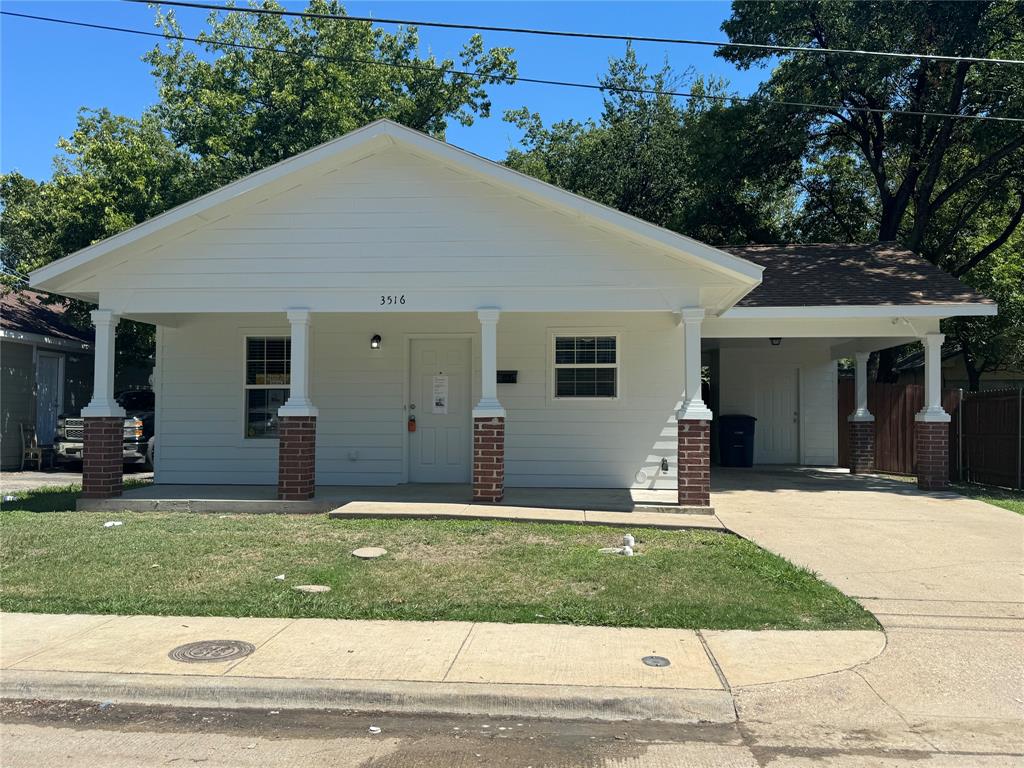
[754,366,799,464]
[409,338,471,483]
[35,352,63,446]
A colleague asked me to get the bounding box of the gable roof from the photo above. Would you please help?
[723,243,994,308]
[0,289,93,345]
[30,119,763,292]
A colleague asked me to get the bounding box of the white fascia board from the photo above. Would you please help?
[30,119,762,295]
[722,303,998,319]
[29,121,397,289]
[0,328,92,352]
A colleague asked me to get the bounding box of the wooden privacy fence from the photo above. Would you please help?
[838,381,1023,489]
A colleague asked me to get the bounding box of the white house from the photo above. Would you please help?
[29,120,996,506]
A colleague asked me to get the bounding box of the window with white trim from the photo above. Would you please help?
[553,335,618,398]
[244,337,291,438]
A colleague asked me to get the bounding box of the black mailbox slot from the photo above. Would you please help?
[497,370,518,384]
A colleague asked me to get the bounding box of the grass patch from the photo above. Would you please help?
[0,486,876,631]
[952,483,1024,515]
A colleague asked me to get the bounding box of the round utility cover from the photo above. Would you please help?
[352,547,388,559]
[642,655,671,667]
[168,640,255,663]
[293,584,331,593]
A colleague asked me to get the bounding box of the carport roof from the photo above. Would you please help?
[723,243,993,308]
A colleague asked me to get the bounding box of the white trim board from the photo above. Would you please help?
[0,329,92,353]
[722,303,997,319]
[30,120,762,295]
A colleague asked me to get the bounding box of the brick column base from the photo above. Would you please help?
[848,420,875,474]
[473,416,505,503]
[915,421,949,491]
[82,416,124,499]
[678,419,711,507]
[278,416,316,501]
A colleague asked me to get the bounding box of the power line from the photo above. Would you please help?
[130,0,1024,67]
[4,10,1023,124]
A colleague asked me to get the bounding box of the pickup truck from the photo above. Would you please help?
[55,390,155,469]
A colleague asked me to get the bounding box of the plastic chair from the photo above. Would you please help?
[20,424,42,470]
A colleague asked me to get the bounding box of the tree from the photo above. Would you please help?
[719,0,1024,384]
[146,0,516,187]
[504,47,803,244]
[1,108,198,372]
[3,0,516,371]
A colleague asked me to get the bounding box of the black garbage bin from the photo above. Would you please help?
[718,415,757,467]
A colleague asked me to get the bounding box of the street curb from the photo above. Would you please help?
[0,670,736,724]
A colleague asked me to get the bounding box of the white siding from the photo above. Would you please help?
[67,147,728,313]
[155,312,687,488]
[718,341,838,466]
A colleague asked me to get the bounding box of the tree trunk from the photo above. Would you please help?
[960,347,983,393]
[874,347,900,383]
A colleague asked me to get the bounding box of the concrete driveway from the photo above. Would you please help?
[713,467,1024,758]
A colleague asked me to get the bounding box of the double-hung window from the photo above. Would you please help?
[244,337,291,438]
[553,335,618,399]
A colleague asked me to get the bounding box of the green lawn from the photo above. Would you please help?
[953,483,1024,515]
[0,485,876,631]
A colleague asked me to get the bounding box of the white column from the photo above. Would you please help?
[82,309,125,418]
[473,308,505,418]
[849,351,875,422]
[278,309,318,417]
[677,308,713,421]
[915,332,950,422]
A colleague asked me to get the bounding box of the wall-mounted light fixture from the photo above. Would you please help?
[370,334,382,350]
[770,337,782,347]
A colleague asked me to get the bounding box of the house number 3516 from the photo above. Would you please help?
[380,294,406,306]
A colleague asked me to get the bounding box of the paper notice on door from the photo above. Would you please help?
[432,375,449,414]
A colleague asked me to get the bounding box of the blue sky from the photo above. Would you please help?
[1,1,769,180]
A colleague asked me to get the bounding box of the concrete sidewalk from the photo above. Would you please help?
[0,612,884,724]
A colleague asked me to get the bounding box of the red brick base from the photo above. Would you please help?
[278,416,316,501]
[848,420,875,475]
[473,416,505,503]
[915,420,949,491]
[677,419,711,507]
[81,416,124,499]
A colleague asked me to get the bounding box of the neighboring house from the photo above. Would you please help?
[0,289,93,469]
[895,346,1024,392]
[28,120,996,503]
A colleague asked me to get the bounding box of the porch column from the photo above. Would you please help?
[472,308,505,503]
[278,309,318,501]
[81,310,126,499]
[914,332,950,490]
[847,351,875,474]
[677,308,712,507]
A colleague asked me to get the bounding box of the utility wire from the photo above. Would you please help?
[4,10,1023,124]
[130,0,1024,67]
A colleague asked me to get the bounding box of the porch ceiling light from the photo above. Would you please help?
[370,334,382,350]
[769,337,782,346]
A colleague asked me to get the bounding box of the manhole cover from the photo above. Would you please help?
[168,640,255,664]
[642,655,671,668]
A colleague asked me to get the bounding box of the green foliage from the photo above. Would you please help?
[720,0,1024,382]
[1,1,515,370]
[504,48,803,244]
[1,109,198,369]
[146,0,515,187]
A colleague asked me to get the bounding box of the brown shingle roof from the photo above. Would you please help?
[722,243,993,308]
[0,289,93,344]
